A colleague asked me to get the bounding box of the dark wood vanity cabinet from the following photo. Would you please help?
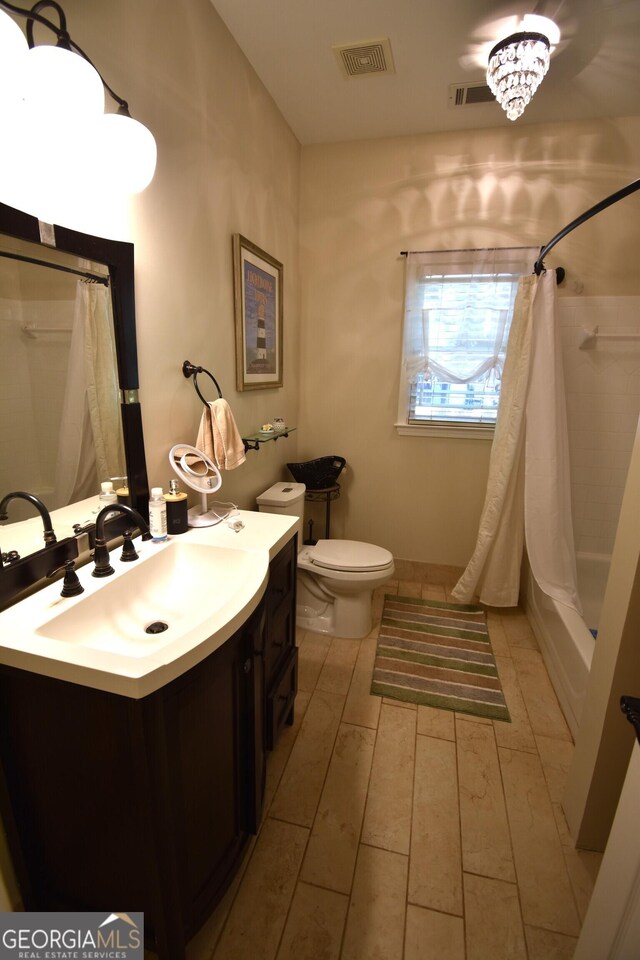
[264,533,298,748]
[0,537,297,960]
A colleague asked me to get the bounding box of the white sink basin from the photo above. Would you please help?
[0,509,296,698]
[36,540,267,659]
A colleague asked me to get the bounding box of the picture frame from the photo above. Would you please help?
[233,234,283,391]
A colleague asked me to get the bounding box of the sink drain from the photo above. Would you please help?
[145,620,169,635]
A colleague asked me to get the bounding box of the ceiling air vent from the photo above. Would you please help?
[333,38,395,79]
[449,81,494,107]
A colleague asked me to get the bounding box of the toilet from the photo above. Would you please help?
[256,481,395,639]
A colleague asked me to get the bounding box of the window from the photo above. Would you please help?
[396,247,538,436]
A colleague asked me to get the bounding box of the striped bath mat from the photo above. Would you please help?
[371,595,510,722]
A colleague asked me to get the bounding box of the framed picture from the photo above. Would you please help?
[233,234,283,391]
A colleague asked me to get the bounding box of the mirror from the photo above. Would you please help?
[0,201,149,536]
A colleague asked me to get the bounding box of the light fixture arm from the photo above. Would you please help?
[0,0,129,112]
[25,0,69,48]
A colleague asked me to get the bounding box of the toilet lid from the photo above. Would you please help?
[309,539,393,573]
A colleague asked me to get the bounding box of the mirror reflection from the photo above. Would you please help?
[0,236,126,523]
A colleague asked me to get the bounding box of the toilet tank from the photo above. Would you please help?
[256,481,306,546]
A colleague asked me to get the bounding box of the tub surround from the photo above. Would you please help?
[559,296,640,557]
[524,569,594,739]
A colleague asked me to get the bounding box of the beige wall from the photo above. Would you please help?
[63,0,302,509]
[299,118,640,566]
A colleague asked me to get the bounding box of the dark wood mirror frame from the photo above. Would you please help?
[0,201,149,518]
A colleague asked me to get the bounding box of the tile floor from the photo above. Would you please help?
[185,576,602,960]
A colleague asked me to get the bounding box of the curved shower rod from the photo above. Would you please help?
[534,177,640,275]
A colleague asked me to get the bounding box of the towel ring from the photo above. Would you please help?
[182,360,223,405]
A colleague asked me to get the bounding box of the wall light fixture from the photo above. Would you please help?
[0,0,157,220]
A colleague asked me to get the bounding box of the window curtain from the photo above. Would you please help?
[54,281,125,506]
[402,247,539,390]
[451,270,580,611]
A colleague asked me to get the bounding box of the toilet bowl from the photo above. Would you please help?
[256,482,395,639]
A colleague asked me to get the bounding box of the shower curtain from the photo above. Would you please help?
[54,281,125,507]
[452,270,581,612]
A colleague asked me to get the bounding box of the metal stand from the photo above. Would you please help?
[304,484,340,541]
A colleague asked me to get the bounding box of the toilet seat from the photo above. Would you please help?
[305,539,393,573]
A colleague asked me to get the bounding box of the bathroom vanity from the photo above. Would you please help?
[0,513,297,960]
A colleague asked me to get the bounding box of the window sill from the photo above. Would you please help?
[395,422,495,440]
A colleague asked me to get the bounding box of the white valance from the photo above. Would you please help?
[402,246,539,388]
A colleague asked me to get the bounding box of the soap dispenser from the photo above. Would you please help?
[165,479,188,535]
[98,481,118,519]
[99,480,117,505]
[115,477,131,507]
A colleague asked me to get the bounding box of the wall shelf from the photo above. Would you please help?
[242,427,296,452]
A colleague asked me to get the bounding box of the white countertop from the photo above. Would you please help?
[0,509,297,699]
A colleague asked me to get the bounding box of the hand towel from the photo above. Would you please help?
[196,398,246,470]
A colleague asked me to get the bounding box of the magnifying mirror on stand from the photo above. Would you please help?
[169,444,223,527]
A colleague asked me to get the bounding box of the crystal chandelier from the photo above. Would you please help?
[487,31,550,121]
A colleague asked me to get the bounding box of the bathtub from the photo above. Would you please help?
[523,552,610,739]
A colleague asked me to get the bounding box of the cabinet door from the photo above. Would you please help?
[0,670,153,915]
[0,601,268,958]
[243,601,267,833]
[266,646,298,749]
[265,535,297,687]
[160,625,254,933]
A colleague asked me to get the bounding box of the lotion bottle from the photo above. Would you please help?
[149,486,168,541]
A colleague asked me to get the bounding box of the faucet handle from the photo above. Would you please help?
[73,521,94,535]
[47,560,84,597]
[120,529,139,562]
[92,539,114,578]
[1,550,20,564]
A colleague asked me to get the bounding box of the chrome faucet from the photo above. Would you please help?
[93,503,152,578]
[0,491,57,568]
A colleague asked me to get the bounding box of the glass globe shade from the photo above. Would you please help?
[95,112,158,193]
[0,10,28,112]
[0,105,30,213]
[0,94,95,223]
[0,8,27,61]
[20,44,104,123]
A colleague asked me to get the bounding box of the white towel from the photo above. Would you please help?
[196,398,246,470]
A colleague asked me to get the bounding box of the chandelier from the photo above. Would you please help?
[487,30,551,121]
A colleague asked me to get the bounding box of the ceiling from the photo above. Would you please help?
[209,0,640,144]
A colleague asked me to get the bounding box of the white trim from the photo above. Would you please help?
[573,744,640,959]
[398,247,536,439]
[395,422,495,440]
